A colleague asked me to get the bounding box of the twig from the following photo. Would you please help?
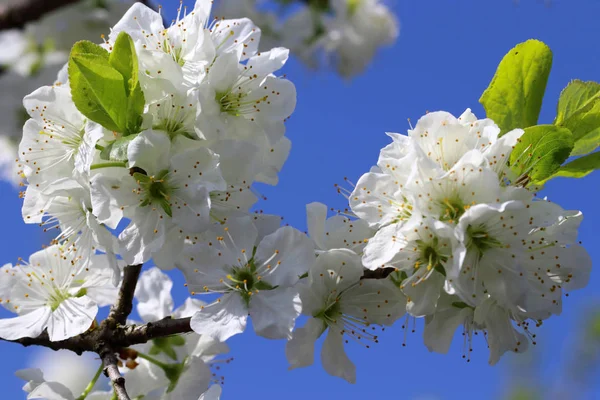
[101,348,130,400]
[0,0,80,31]
[362,267,396,280]
[123,317,193,345]
[109,264,143,326]
[1,315,194,357]
[0,0,157,32]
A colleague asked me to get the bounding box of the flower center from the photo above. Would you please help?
[225,258,274,305]
[47,289,72,311]
[153,118,191,140]
[467,225,503,255]
[315,299,342,322]
[417,240,447,274]
[162,37,186,67]
[216,89,269,117]
[439,197,466,223]
[134,170,174,217]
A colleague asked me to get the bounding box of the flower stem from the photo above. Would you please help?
[90,161,128,170]
[75,363,104,400]
[136,351,171,370]
[95,144,105,151]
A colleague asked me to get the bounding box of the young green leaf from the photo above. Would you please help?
[550,152,600,180]
[555,80,600,125]
[509,125,574,185]
[480,40,553,134]
[108,32,145,135]
[571,127,600,156]
[109,32,139,93]
[68,40,128,133]
[553,80,600,156]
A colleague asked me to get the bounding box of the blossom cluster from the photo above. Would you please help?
[0,0,136,185]
[0,0,593,397]
[216,0,399,78]
[16,268,229,399]
[347,109,592,364]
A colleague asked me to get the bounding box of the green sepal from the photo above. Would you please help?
[100,134,137,162]
[452,302,471,309]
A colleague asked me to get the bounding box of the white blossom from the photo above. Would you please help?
[0,245,117,341]
[180,216,314,341]
[286,248,405,383]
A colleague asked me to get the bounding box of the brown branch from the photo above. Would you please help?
[2,316,194,351]
[109,264,143,326]
[101,348,130,400]
[0,0,157,32]
[122,317,192,345]
[0,0,80,31]
[362,267,395,280]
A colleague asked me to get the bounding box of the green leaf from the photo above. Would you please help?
[68,40,128,133]
[108,32,145,135]
[100,135,137,162]
[509,125,574,184]
[553,80,600,156]
[109,32,139,93]
[480,39,553,133]
[555,80,600,125]
[572,127,600,156]
[550,152,600,179]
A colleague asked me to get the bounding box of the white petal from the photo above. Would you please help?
[250,287,301,339]
[423,304,472,354]
[127,130,171,173]
[28,382,75,400]
[135,267,174,322]
[362,224,403,270]
[163,356,211,400]
[246,48,289,77]
[47,297,97,341]
[403,271,445,317]
[15,368,44,393]
[310,249,364,295]
[286,318,325,370]
[0,307,51,340]
[342,279,406,325]
[306,202,328,250]
[255,226,315,287]
[109,3,164,44]
[119,209,168,265]
[321,329,356,384]
[199,385,222,400]
[190,293,248,342]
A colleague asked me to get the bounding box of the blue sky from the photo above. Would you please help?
[1,0,600,399]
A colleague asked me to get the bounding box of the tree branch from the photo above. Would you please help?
[0,0,156,32]
[109,264,143,326]
[362,267,396,280]
[0,0,80,30]
[123,317,192,345]
[101,348,130,400]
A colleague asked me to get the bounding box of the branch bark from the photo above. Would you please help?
[101,349,130,400]
[1,262,395,398]
[0,0,80,30]
[109,264,143,326]
[0,0,155,32]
